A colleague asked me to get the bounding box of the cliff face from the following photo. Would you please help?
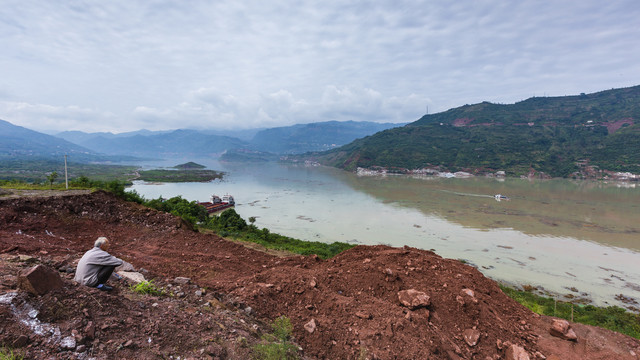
[1,190,638,359]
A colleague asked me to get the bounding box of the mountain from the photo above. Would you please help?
[56,129,175,145]
[58,121,404,159]
[248,120,405,154]
[315,86,640,177]
[0,119,101,161]
[58,129,248,158]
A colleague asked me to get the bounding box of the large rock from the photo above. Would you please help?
[397,289,431,310]
[117,271,146,284]
[116,261,136,272]
[18,265,64,295]
[549,319,578,341]
[505,344,530,360]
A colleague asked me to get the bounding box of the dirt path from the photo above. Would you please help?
[1,191,639,359]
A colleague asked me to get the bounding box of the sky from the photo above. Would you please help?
[1,1,639,133]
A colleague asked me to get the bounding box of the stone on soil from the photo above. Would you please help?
[397,289,431,310]
[12,334,29,348]
[505,344,530,360]
[116,261,136,272]
[174,276,191,284]
[60,336,76,350]
[463,328,481,346]
[549,319,577,341]
[117,271,146,284]
[304,319,317,333]
[18,264,63,295]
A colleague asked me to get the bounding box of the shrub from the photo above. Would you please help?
[211,209,248,231]
[271,316,294,342]
[252,316,299,360]
[129,280,166,296]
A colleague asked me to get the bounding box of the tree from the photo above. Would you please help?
[46,171,58,189]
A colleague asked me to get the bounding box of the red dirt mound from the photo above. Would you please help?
[1,190,639,359]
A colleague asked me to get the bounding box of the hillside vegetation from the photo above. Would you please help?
[317,86,640,177]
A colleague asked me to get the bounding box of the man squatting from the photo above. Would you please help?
[74,237,123,291]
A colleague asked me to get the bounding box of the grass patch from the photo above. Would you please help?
[0,347,24,360]
[0,159,137,183]
[129,280,166,296]
[500,285,640,339]
[252,316,299,360]
[208,209,355,259]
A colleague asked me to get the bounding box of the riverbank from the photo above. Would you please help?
[354,165,640,182]
[2,190,639,358]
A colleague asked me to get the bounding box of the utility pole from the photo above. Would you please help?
[64,155,68,189]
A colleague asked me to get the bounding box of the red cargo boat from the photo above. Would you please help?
[198,194,235,214]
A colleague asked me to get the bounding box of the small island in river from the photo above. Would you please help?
[137,162,223,182]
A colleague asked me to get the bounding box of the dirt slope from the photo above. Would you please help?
[1,190,639,359]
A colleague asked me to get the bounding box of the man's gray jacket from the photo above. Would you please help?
[74,247,123,287]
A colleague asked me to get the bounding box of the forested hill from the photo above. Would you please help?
[316,85,640,177]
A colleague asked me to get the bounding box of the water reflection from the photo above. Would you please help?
[128,160,640,309]
[337,174,640,251]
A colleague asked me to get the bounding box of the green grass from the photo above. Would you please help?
[129,280,166,296]
[0,348,24,360]
[0,159,137,183]
[207,209,355,259]
[252,316,299,360]
[137,169,223,182]
[500,285,640,339]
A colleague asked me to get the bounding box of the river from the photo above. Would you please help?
[128,159,640,310]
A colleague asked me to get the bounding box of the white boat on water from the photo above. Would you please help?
[494,194,510,202]
[222,194,235,205]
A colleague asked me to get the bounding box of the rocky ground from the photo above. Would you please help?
[1,190,639,359]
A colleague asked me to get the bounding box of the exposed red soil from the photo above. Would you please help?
[1,190,639,359]
[605,118,634,134]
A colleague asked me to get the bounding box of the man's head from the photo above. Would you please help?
[94,237,109,250]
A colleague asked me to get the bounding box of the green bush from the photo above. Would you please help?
[145,196,209,227]
[209,209,247,231]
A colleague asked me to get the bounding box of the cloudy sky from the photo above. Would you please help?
[1,1,639,133]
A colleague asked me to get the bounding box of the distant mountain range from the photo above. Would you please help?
[1,119,404,163]
[0,119,101,161]
[6,85,639,178]
[57,129,247,158]
[54,121,403,158]
[248,120,404,154]
[315,86,640,177]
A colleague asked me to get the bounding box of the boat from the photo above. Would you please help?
[198,194,235,214]
[221,194,235,205]
[494,194,510,202]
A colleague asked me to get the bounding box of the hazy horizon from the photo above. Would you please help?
[2,1,639,133]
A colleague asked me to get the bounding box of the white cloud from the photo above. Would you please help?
[1,1,639,132]
[0,101,118,133]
